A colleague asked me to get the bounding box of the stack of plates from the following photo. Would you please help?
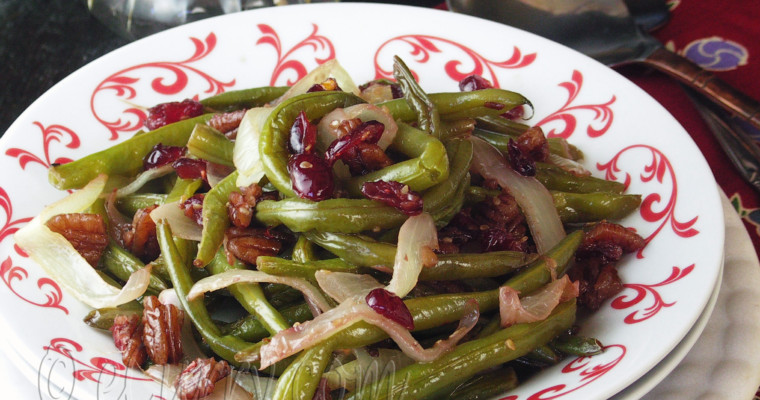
[0,4,753,398]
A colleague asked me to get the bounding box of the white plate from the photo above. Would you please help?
[0,3,724,399]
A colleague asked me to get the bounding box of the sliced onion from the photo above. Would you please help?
[315,270,383,303]
[114,164,174,197]
[386,213,438,298]
[257,297,479,369]
[187,270,332,314]
[316,103,398,151]
[233,107,271,187]
[547,153,591,177]
[271,59,360,106]
[149,201,202,241]
[14,174,151,308]
[469,136,565,254]
[499,275,579,328]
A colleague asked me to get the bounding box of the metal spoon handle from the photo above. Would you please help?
[684,86,760,193]
[645,47,760,131]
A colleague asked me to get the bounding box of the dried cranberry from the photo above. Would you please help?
[145,99,204,131]
[180,194,205,225]
[324,120,384,166]
[287,153,334,201]
[306,77,342,93]
[361,180,423,216]
[507,138,536,176]
[458,74,493,92]
[501,105,526,120]
[173,158,207,181]
[289,111,317,155]
[143,144,186,170]
[366,288,414,330]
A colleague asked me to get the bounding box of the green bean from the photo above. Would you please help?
[49,114,214,190]
[344,301,575,400]
[292,235,318,263]
[393,55,441,138]
[200,86,289,112]
[255,197,406,233]
[439,118,476,141]
[473,118,583,160]
[172,179,204,204]
[100,242,168,295]
[463,185,500,205]
[83,302,143,330]
[522,343,561,365]
[260,91,365,197]
[345,123,450,197]
[304,231,538,281]
[551,334,604,356]
[256,257,359,282]
[187,123,234,166]
[536,162,625,194]
[272,339,335,400]
[115,193,167,216]
[423,138,472,226]
[206,248,290,335]
[503,230,582,295]
[379,89,529,122]
[552,191,641,223]
[429,172,469,228]
[227,303,313,341]
[195,171,238,267]
[156,220,254,367]
[439,367,518,400]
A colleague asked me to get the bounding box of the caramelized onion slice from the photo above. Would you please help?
[499,275,579,327]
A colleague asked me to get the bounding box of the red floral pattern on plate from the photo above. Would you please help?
[90,33,234,140]
[500,345,626,399]
[5,122,80,170]
[41,338,151,383]
[372,34,535,86]
[0,256,67,314]
[612,265,695,324]
[537,70,616,139]
[256,24,335,86]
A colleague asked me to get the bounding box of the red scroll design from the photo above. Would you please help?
[373,35,535,87]
[5,122,80,170]
[0,256,67,314]
[612,264,695,324]
[256,24,335,86]
[43,338,151,383]
[500,345,626,400]
[536,70,615,139]
[597,144,699,257]
[90,33,234,140]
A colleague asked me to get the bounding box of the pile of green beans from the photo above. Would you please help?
[60,59,643,400]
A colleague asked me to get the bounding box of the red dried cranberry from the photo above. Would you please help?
[306,77,342,93]
[366,288,414,330]
[484,101,505,110]
[180,194,205,225]
[390,84,403,99]
[143,144,186,170]
[324,120,384,166]
[289,111,317,155]
[287,153,334,201]
[458,75,493,92]
[501,105,526,120]
[361,180,423,216]
[145,99,204,131]
[173,158,207,181]
[507,138,536,176]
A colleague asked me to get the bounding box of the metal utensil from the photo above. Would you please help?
[446,0,760,131]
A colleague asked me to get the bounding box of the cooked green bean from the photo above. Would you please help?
[551,334,604,356]
[473,117,583,160]
[200,86,289,112]
[227,302,313,341]
[195,171,238,267]
[187,123,235,166]
[440,367,518,400]
[49,114,214,190]
[536,162,625,194]
[256,257,359,281]
[272,339,335,400]
[394,55,442,138]
[100,242,168,295]
[206,248,289,335]
[379,89,529,122]
[115,193,167,216]
[552,191,641,223]
[83,302,143,330]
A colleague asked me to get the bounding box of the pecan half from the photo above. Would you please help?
[225,227,283,265]
[110,314,147,368]
[227,183,263,228]
[46,213,108,266]
[129,205,161,262]
[175,358,231,400]
[208,109,246,137]
[142,296,183,365]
